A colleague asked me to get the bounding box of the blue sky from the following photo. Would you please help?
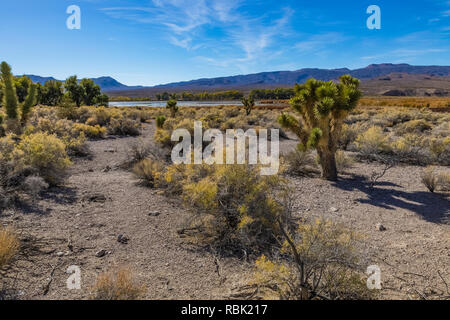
[0,0,449,86]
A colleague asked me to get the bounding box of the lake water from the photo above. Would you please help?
[109,101,244,107]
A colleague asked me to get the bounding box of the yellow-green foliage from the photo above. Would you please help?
[0,227,19,269]
[26,117,89,157]
[90,268,146,300]
[14,132,71,185]
[355,126,390,155]
[165,163,290,250]
[252,219,373,300]
[73,123,106,139]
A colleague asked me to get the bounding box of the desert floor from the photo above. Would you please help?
[1,122,449,300]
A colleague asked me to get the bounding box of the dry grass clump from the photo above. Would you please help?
[0,227,19,269]
[421,167,439,193]
[421,167,450,193]
[132,159,164,187]
[251,219,374,300]
[90,268,146,300]
[335,150,354,172]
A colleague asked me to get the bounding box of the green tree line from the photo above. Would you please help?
[0,73,109,108]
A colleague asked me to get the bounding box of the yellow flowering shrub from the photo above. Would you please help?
[14,132,71,185]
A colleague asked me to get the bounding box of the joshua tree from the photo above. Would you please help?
[241,97,255,116]
[1,61,38,132]
[1,61,19,121]
[278,75,362,181]
[166,99,178,117]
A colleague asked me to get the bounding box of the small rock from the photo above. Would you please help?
[148,211,161,217]
[96,249,107,258]
[104,148,115,153]
[330,207,339,213]
[56,251,65,257]
[117,234,129,244]
[376,223,387,231]
[102,166,112,173]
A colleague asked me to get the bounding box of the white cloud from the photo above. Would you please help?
[101,1,294,70]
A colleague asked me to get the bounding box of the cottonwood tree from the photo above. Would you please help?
[80,78,101,106]
[64,75,85,107]
[278,76,362,181]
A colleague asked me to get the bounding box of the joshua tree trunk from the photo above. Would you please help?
[318,149,338,181]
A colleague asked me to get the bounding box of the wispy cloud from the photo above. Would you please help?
[101,0,294,71]
[295,33,349,52]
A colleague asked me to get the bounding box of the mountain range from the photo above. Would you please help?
[24,63,450,96]
[24,75,143,92]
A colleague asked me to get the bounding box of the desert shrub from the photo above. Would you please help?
[390,134,433,165]
[73,123,106,139]
[421,167,439,193]
[132,159,164,187]
[335,150,354,172]
[438,172,450,191]
[168,163,292,253]
[26,113,90,157]
[126,140,153,166]
[355,126,390,158]
[23,175,48,200]
[0,227,19,269]
[90,268,145,300]
[153,129,173,148]
[428,137,450,166]
[156,115,166,129]
[14,132,71,185]
[85,107,112,126]
[397,119,432,135]
[108,117,140,136]
[282,148,318,177]
[252,219,373,300]
[338,124,359,150]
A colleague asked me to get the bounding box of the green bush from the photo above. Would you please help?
[14,132,72,185]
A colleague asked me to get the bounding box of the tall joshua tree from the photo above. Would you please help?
[1,61,38,132]
[278,75,362,181]
[1,61,19,120]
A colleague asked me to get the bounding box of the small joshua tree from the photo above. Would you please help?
[278,76,362,181]
[21,83,37,124]
[166,99,178,117]
[1,62,19,122]
[241,97,255,116]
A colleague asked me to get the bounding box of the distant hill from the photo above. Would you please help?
[23,75,143,92]
[108,63,450,97]
[24,64,450,96]
[360,73,450,96]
